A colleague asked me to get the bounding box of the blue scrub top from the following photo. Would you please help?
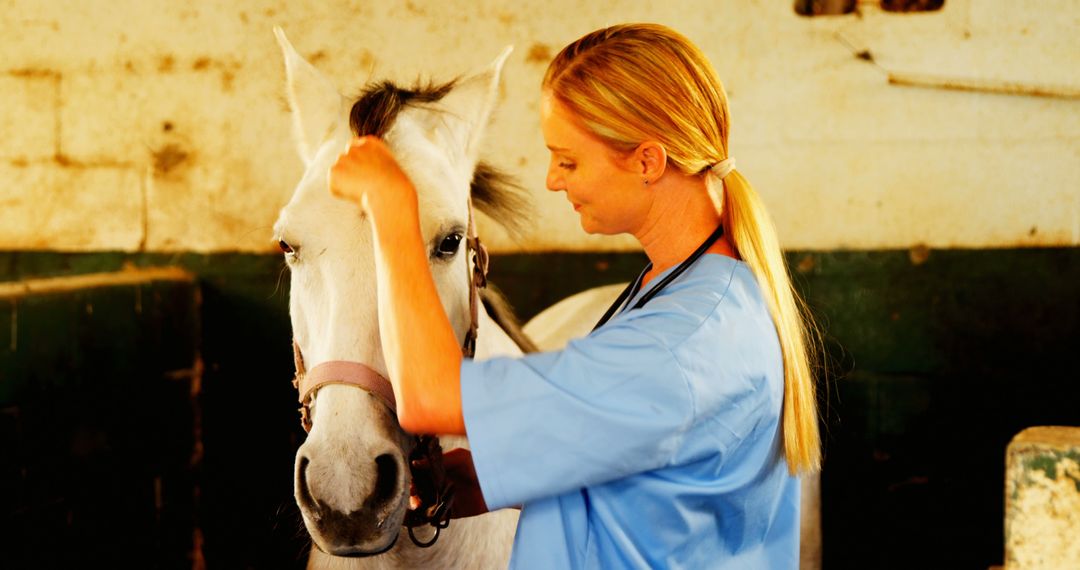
[461,254,800,569]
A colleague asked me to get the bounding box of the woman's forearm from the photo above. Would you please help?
[368,189,466,435]
[328,136,466,435]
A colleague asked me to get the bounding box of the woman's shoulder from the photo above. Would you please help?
[617,255,777,364]
[624,255,764,335]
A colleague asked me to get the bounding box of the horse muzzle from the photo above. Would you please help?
[295,451,409,556]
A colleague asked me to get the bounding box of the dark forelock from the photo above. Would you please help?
[348,80,532,238]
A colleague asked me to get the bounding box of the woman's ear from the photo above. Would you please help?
[634,141,667,184]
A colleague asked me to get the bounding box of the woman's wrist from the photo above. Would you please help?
[363,181,420,238]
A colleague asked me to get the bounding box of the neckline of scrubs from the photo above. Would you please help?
[618,253,741,319]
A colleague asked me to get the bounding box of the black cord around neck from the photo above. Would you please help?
[592,224,725,332]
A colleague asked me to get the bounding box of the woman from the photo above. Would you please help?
[330,23,820,569]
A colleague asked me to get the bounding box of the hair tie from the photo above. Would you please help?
[709,157,736,179]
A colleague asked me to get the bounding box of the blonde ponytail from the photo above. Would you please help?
[716,171,821,473]
[547,23,822,474]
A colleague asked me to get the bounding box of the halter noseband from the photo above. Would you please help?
[290,198,489,547]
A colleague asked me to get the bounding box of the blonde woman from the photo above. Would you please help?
[331,23,820,569]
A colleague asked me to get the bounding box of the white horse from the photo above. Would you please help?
[273,27,821,569]
[272,28,529,568]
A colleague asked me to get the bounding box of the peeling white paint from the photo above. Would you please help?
[1006,427,1080,570]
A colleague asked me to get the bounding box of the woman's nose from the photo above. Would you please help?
[545,169,565,193]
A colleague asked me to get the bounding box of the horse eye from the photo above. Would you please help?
[436,234,463,258]
[278,239,295,254]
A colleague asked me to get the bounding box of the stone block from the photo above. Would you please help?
[1005,426,1080,570]
[0,163,142,251]
[0,74,56,160]
[60,68,297,252]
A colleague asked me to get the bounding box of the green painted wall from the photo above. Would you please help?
[0,277,201,566]
[1,248,1078,568]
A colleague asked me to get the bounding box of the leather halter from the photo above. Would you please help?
[290,198,489,546]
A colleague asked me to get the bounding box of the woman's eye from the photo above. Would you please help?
[278,239,295,255]
[558,162,575,170]
[436,234,463,258]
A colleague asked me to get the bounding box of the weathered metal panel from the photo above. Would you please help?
[0,269,201,566]
[0,217,1078,565]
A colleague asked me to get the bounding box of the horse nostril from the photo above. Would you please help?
[372,454,399,506]
[297,456,317,511]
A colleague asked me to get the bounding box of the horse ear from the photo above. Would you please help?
[274,27,348,165]
[438,46,513,165]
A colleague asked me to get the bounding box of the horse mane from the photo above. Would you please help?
[348,80,532,239]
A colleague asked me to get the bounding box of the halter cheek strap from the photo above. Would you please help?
[463,197,489,357]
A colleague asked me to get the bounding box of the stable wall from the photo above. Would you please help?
[1,0,1077,252]
[2,1,1079,568]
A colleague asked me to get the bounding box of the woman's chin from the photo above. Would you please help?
[578,220,619,236]
[576,214,601,235]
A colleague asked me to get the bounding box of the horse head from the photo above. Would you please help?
[271,27,519,557]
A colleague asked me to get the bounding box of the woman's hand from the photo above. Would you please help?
[329,136,416,214]
[444,448,490,518]
[411,448,489,519]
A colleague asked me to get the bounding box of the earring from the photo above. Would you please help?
[643,179,649,187]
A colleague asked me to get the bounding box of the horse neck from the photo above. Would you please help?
[473,298,525,359]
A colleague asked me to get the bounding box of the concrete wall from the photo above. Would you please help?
[2,0,1077,253]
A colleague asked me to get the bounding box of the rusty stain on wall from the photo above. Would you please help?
[526,43,552,65]
[908,244,930,265]
[497,12,516,26]
[358,49,376,73]
[168,56,245,91]
[152,144,190,175]
[48,154,133,169]
[8,68,59,79]
[220,69,235,92]
[888,72,1080,100]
